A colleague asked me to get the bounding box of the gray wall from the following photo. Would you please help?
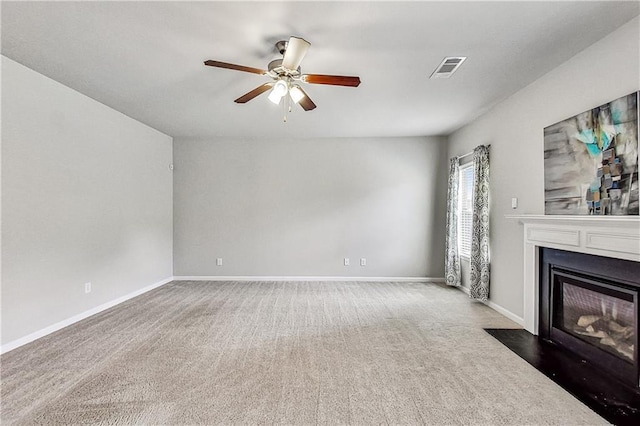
[1,56,174,345]
[174,136,448,278]
[448,17,640,319]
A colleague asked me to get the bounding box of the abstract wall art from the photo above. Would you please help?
[544,92,639,215]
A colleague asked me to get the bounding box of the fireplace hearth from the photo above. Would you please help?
[540,248,640,388]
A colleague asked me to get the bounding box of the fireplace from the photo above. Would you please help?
[502,215,640,422]
[540,248,640,388]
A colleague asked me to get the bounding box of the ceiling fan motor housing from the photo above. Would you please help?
[267,59,301,79]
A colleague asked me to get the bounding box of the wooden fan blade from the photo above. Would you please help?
[296,87,317,111]
[301,74,361,87]
[204,60,267,75]
[282,36,310,71]
[234,83,274,104]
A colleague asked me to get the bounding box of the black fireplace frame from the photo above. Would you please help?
[540,247,640,388]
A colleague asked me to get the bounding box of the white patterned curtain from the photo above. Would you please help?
[445,157,461,287]
[469,145,490,301]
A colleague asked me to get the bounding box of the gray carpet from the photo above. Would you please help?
[1,281,605,424]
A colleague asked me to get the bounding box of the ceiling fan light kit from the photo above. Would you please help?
[268,79,289,104]
[289,85,305,104]
[204,36,361,121]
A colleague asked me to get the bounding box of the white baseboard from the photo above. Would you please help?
[173,276,444,283]
[1,276,174,354]
[485,299,525,326]
[457,285,524,326]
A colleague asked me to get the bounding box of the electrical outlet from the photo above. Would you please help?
[360,258,367,266]
[344,258,350,266]
[216,258,223,266]
[84,282,91,294]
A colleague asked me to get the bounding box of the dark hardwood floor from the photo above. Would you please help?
[485,328,640,426]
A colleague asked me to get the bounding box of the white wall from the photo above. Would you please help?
[448,17,640,319]
[1,56,174,346]
[174,136,448,278]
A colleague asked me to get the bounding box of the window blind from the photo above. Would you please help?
[458,163,474,257]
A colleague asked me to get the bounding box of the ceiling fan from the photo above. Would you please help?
[204,36,361,114]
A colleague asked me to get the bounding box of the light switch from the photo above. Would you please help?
[511,198,518,209]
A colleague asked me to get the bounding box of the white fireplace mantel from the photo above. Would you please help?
[506,214,640,335]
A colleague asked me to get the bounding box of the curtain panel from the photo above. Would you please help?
[444,157,461,287]
[469,145,490,301]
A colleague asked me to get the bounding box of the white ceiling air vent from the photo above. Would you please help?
[430,57,467,79]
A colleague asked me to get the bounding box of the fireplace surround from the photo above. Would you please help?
[509,215,640,336]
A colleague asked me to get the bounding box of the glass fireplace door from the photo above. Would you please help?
[550,269,638,385]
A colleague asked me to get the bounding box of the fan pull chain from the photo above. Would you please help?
[283,92,291,122]
[283,95,287,122]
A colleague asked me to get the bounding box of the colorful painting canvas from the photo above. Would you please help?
[544,92,639,215]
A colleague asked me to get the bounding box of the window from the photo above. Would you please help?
[458,162,474,258]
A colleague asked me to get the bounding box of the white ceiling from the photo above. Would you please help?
[2,1,638,140]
